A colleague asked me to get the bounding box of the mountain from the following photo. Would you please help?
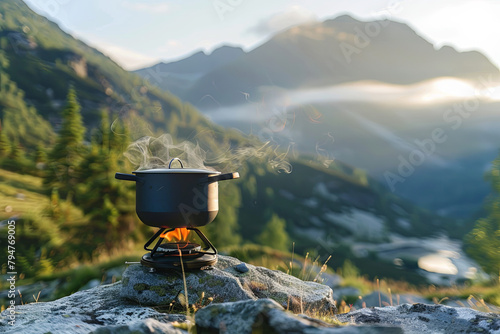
[141,15,498,109]
[0,0,479,284]
[136,15,500,218]
[134,46,245,98]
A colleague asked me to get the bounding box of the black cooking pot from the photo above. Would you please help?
[115,158,239,228]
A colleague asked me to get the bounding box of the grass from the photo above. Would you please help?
[0,168,86,223]
[422,281,500,309]
[22,250,145,283]
[222,243,331,280]
[0,168,48,219]
[0,168,44,191]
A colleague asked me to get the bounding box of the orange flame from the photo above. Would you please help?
[161,228,190,242]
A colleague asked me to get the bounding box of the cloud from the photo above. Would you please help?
[156,39,182,54]
[85,38,160,70]
[123,1,169,14]
[248,6,318,36]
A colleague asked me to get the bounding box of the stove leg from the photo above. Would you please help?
[188,228,217,256]
[144,228,166,250]
[144,227,174,257]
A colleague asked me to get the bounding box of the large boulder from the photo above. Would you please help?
[121,255,337,313]
[337,303,500,333]
[0,282,186,334]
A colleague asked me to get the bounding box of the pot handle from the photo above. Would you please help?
[115,173,139,182]
[201,172,240,184]
[169,158,184,169]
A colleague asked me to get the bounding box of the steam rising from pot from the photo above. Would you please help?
[124,134,211,170]
[124,133,292,173]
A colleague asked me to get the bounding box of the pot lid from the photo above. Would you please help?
[133,168,220,175]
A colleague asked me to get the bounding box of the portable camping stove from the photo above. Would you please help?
[140,227,217,271]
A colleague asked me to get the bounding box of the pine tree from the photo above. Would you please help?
[0,127,9,157]
[73,111,135,255]
[34,145,47,164]
[257,214,290,252]
[8,139,23,161]
[44,88,86,199]
[466,153,500,275]
[47,187,61,222]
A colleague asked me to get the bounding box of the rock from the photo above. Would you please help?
[121,255,336,313]
[195,298,403,334]
[0,282,186,334]
[337,303,500,334]
[355,292,429,308]
[234,262,249,273]
[195,298,282,333]
[91,318,186,334]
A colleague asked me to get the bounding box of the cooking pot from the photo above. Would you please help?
[115,158,239,228]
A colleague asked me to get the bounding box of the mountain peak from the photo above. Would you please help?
[209,45,244,56]
[327,14,362,24]
[133,44,246,97]
[138,45,245,76]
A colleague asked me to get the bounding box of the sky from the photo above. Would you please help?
[22,0,500,71]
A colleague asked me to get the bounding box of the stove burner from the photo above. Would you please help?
[157,242,202,254]
[140,227,217,271]
[141,252,217,270]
